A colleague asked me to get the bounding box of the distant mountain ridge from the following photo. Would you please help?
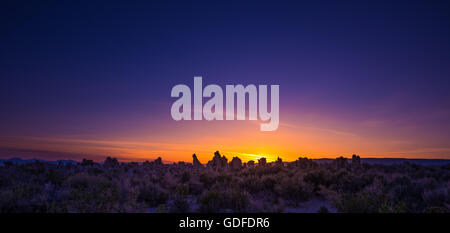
[315,158,450,166]
[0,157,78,165]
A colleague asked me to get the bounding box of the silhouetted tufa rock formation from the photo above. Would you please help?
[352,154,361,165]
[230,156,242,171]
[207,151,228,170]
[351,154,361,170]
[192,154,202,167]
[295,157,317,169]
[247,160,255,167]
[275,157,283,167]
[81,158,94,166]
[151,157,163,166]
[104,157,119,167]
[334,156,348,169]
[258,157,267,166]
[142,160,152,167]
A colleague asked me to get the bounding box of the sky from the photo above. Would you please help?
[1,0,450,163]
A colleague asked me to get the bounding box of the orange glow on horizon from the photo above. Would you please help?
[1,112,449,162]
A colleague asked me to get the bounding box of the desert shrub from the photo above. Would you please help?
[62,173,121,212]
[261,175,277,191]
[0,182,51,213]
[275,176,313,204]
[180,171,191,183]
[255,166,282,176]
[240,175,263,194]
[175,184,190,196]
[422,189,447,208]
[137,183,169,207]
[187,178,204,195]
[230,188,250,213]
[335,192,388,213]
[13,183,43,200]
[198,188,225,212]
[160,172,178,190]
[156,204,168,213]
[169,196,190,213]
[0,190,17,212]
[216,173,233,185]
[334,173,367,194]
[167,184,191,213]
[304,170,330,187]
[88,167,104,176]
[388,176,425,211]
[45,169,67,186]
[378,201,410,213]
[199,172,216,188]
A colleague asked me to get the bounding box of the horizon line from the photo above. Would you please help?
[1,155,450,164]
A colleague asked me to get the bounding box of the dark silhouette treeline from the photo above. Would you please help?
[0,151,449,213]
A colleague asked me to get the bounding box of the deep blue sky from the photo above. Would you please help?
[1,0,450,161]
